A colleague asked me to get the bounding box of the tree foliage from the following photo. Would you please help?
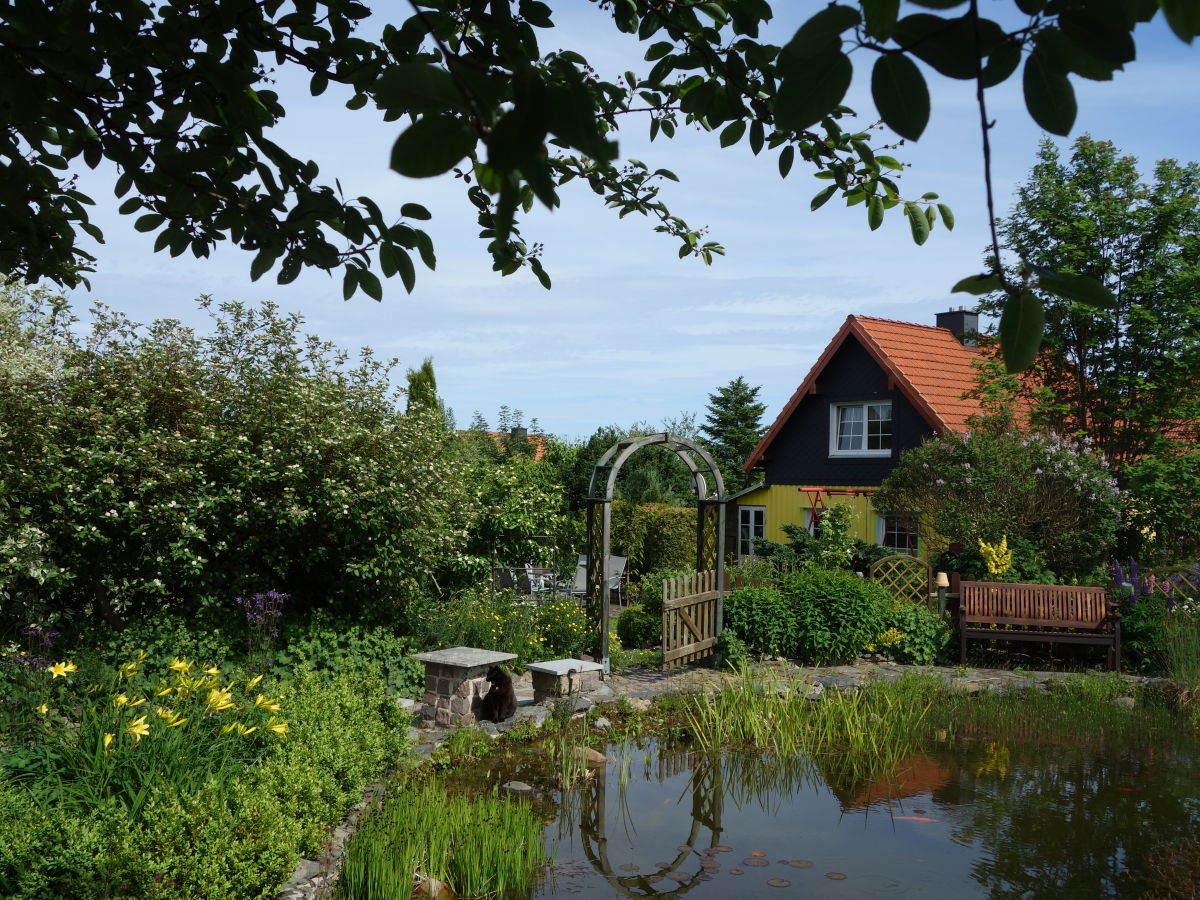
[699,375,766,493]
[980,136,1200,469]
[875,419,1123,580]
[0,286,471,632]
[5,0,1194,306]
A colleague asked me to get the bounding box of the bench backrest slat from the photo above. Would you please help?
[960,581,1109,628]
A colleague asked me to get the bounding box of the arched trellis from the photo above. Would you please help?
[586,433,726,672]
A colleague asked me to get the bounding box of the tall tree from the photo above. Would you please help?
[980,136,1200,470]
[2,0,1193,310]
[700,376,767,493]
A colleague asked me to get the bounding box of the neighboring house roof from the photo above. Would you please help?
[486,430,548,462]
[746,314,986,470]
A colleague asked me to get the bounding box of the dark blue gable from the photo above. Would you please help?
[759,335,932,486]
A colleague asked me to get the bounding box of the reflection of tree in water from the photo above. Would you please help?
[946,739,1200,898]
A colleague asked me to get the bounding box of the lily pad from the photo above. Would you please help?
[826,871,847,880]
[767,878,792,888]
[742,858,769,867]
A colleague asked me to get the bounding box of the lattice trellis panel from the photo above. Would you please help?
[869,555,932,607]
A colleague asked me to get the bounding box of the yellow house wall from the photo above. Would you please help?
[736,484,927,560]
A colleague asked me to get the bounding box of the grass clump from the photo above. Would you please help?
[338,777,545,900]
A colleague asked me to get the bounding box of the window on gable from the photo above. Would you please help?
[830,402,892,456]
[738,506,765,558]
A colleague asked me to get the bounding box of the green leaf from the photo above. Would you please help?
[749,120,765,155]
[904,201,930,245]
[871,54,930,141]
[951,273,1001,294]
[1036,270,1117,308]
[999,291,1046,373]
[249,248,278,282]
[390,115,476,178]
[867,196,884,230]
[780,5,861,64]
[937,203,955,230]
[394,246,416,293]
[862,0,900,40]
[375,63,468,115]
[530,257,551,290]
[810,184,837,211]
[719,120,746,148]
[1023,48,1077,135]
[981,42,1022,87]
[342,267,358,300]
[778,145,795,178]
[401,203,432,220]
[1161,0,1200,43]
[775,49,853,132]
[134,214,164,233]
[358,268,384,301]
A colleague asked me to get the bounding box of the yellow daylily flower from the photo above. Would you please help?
[113,692,129,707]
[203,665,220,677]
[35,703,48,716]
[205,687,234,712]
[253,694,281,713]
[125,715,150,743]
[84,683,103,694]
[127,697,147,707]
[119,661,140,679]
[168,657,191,674]
[155,685,173,697]
[245,673,264,690]
[49,660,77,678]
[166,715,187,728]
[267,717,288,737]
[103,733,115,753]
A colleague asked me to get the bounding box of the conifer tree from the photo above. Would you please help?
[700,376,767,494]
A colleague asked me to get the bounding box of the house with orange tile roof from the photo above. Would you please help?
[731,309,986,561]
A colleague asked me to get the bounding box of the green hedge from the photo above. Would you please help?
[723,568,892,665]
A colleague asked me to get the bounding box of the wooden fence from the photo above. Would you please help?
[661,569,721,669]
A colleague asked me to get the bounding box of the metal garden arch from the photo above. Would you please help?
[585,433,726,672]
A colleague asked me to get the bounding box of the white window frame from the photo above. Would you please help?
[803,508,823,539]
[876,513,919,555]
[738,505,766,558]
[829,401,892,457]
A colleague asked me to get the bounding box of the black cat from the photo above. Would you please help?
[479,665,517,723]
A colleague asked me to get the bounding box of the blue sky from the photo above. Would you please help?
[64,5,1198,439]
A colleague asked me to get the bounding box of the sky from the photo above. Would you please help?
[62,4,1198,440]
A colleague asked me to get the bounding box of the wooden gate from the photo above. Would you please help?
[662,570,721,669]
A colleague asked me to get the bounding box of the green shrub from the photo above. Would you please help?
[0,668,410,898]
[534,598,592,659]
[276,613,423,700]
[1121,593,1169,674]
[723,584,795,658]
[614,504,695,583]
[882,603,953,666]
[715,629,749,670]
[786,568,890,665]
[616,604,659,650]
[77,606,244,675]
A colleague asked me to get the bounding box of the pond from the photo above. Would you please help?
[529,733,1200,899]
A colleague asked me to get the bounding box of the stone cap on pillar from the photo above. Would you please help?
[412,647,517,667]
[524,658,604,676]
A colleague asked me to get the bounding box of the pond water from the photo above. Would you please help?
[529,734,1200,899]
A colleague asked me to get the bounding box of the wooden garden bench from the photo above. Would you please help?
[956,581,1121,671]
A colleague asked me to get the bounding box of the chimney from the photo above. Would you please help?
[936,306,979,345]
[510,426,528,441]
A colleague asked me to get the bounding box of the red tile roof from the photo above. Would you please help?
[746,315,987,470]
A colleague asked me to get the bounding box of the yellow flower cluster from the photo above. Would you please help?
[978,536,1013,579]
[39,654,288,753]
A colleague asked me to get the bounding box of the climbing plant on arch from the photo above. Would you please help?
[586,433,726,671]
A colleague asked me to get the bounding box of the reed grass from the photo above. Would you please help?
[683,670,937,784]
[337,776,545,900]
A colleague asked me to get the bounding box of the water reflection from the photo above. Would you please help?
[543,735,1200,899]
